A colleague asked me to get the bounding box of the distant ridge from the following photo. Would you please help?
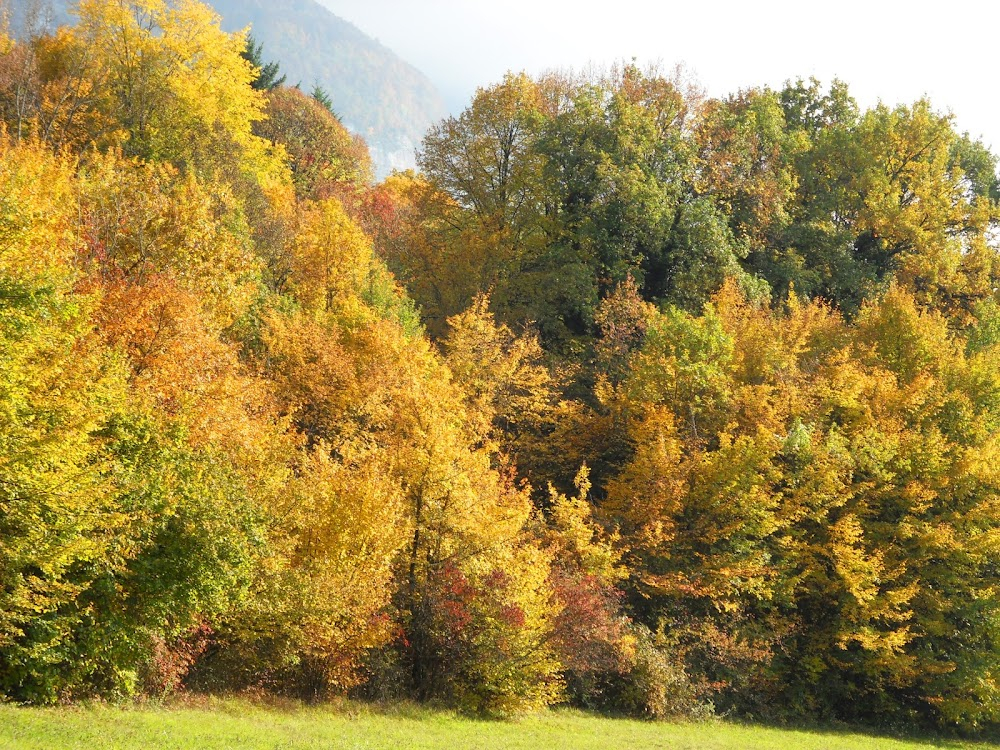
[204,0,447,177]
[6,0,448,177]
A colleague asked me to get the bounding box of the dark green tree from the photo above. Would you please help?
[310,84,338,119]
[242,33,286,91]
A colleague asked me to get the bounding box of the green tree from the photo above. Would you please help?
[242,33,285,91]
[759,85,1000,317]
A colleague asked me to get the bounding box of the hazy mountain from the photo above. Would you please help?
[205,0,447,177]
[7,0,448,177]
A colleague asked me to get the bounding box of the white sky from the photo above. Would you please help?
[318,0,998,151]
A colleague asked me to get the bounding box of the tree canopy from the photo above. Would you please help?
[2,2,1000,733]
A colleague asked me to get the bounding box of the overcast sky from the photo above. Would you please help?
[317,0,998,150]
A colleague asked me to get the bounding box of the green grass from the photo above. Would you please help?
[0,699,995,750]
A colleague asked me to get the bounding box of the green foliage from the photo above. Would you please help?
[406,70,1000,353]
[606,624,709,720]
[0,281,122,703]
[243,34,285,91]
[310,84,336,116]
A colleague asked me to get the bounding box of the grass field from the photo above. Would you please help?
[0,699,997,750]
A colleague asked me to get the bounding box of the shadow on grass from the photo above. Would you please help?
[731,716,999,749]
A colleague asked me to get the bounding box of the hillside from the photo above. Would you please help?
[205,0,448,176]
[7,0,448,176]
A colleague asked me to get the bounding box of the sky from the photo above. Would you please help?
[317,0,999,151]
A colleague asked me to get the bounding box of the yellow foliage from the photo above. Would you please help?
[0,136,78,280]
[546,465,625,586]
[290,198,373,315]
[78,149,259,325]
[46,0,288,183]
[443,294,555,449]
[272,445,409,688]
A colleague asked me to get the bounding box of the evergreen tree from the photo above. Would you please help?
[242,33,285,91]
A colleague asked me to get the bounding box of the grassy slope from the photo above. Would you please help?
[0,701,994,750]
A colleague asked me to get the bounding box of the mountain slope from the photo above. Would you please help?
[206,0,447,176]
[8,0,447,177]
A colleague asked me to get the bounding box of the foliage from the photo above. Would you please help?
[4,1,1000,734]
[599,283,1000,728]
[0,140,119,703]
[442,294,555,455]
[606,623,709,720]
[242,33,285,91]
[256,86,372,200]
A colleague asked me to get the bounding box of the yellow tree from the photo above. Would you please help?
[0,136,126,702]
[248,444,409,692]
[288,198,373,315]
[442,294,555,455]
[78,149,259,326]
[0,0,287,188]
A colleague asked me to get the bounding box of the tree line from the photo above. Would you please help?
[1,0,1000,732]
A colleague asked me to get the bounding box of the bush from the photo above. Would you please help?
[604,624,712,720]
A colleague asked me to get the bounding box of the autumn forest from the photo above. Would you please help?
[2,0,1000,735]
